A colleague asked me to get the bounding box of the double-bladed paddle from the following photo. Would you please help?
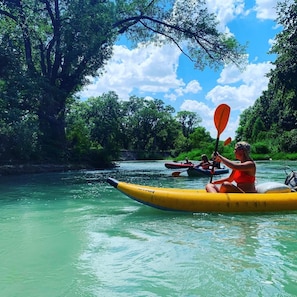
[210,104,231,182]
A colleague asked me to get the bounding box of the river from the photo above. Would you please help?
[1,160,297,297]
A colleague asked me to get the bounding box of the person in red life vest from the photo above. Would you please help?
[206,141,256,193]
[197,154,211,170]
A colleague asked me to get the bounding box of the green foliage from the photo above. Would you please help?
[176,111,202,137]
[0,113,40,163]
[66,120,91,160]
[86,92,122,155]
[279,130,297,153]
[120,97,179,152]
[235,2,297,156]
[0,44,42,162]
[177,149,206,162]
[172,132,191,156]
[64,94,188,163]
[269,1,297,92]
[0,0,117,160]
[281,153,297,160]
[86,147,115,168]
[176,139,235,162]
[251,119,266,142]
[188,127,212,149]
[252,142,270,154]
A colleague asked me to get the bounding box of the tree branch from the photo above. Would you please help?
[138,20,194,62]
[115,13,224,63]
[14,0,35,73]
[0,9,18,21]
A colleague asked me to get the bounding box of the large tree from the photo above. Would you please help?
[0,0,246,159]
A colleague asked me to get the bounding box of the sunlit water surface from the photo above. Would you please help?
[1,161,297,297]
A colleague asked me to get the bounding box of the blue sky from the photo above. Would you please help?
[79,0,283,141]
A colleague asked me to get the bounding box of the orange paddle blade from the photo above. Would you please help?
[172,171,182,177]
[224,137,232,146]
[214,104,231,137]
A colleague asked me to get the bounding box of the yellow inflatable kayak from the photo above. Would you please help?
[106,177,297,213]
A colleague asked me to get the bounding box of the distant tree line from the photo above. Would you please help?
[66,93,212,164]
[0,84,212,165]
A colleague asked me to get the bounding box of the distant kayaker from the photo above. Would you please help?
[206,141,256,193]
[184,157,192,165]
[197,154,211,170]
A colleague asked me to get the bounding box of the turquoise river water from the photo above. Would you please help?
[1,160,297,297]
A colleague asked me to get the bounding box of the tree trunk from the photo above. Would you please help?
[37,91,67,161]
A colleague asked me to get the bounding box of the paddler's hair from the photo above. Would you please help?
[201,154,209,161]
[235,141,251,154]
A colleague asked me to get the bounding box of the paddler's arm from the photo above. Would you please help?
[212,170,236,184]
[214,153,253,171]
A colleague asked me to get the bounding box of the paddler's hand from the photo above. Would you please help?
[213,152,222,162]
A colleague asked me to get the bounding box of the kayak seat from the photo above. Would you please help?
[256,182,291,193]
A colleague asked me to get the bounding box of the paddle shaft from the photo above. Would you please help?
[210,104,231,182]
[210,138,220,182]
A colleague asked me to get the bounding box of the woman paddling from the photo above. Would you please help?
[196,154,211,170]
[206,141,256,193]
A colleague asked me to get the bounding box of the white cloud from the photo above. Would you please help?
[165,80,202,101]
[206,0,280,29]
[208,61,274,111]
[206,0,245,30]
[180,100,212,117]
[179,60,274,138]
[217,64,242,84]
[164,93,178,101]
[79,43,184,100]
[253,0,278,20]
[184,80,202,94]
[179,100,235,140]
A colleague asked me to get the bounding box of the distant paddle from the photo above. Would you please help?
[172,167,193,177]
[172,170,185,177]
[210,104,231,182]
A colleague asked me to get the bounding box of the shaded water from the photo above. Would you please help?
[1,161,297,297]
